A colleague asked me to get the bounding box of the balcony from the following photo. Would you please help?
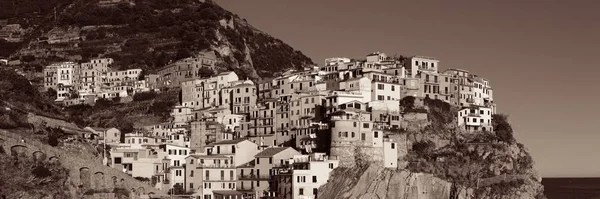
[237,174,270,180]
[276,127,289,132]
[197,164,236,169]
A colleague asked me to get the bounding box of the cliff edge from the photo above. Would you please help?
[319,98,546,199]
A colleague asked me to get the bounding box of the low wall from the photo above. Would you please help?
[0,130,167,198]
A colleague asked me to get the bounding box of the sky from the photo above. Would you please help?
[217,0,600,177]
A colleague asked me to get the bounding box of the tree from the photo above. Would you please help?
[400,96,415,110]
[492,114,514,143]
[46,88,57,100]
[198,67,214,77]
[47,127,61,147]
[169,183,185,195]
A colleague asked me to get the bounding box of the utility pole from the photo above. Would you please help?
[103,130,107,166]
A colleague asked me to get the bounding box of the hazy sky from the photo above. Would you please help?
[217,0,600,177]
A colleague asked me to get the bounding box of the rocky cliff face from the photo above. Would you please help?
[319,147,545,199]
[320,99,546,199]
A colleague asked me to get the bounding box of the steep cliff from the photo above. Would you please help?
[320,98,546,199]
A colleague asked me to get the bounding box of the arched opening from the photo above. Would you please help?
[48,156,60,165]
[79,167,91,190]
[10,145,28,158]
[138,187,145,195]
[94,172,105,189]
[112,176,118,186]
[32,151,47,162]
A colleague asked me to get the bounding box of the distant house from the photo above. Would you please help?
[84,127,122,144]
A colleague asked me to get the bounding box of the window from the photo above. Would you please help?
[190,183,194,189]
[313,188,318,195]
[269,157,273,164]
[114,157,122,164]
[363,123,369,128]
[353,122,357,127]
[351,132,355,138]
[256,158,260,164]
[391,143,396,149]
[361,133,366,141]
[299,188,304,195]
[312,176,317,183]
[206,170,210,179]
[191,170,194,177]
[374,131,379,138]
[329,163,334,169]
[377,84,384,90]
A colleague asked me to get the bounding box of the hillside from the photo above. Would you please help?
[2,0,314,79]
[319,98,546,199]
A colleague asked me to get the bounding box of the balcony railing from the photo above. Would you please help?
[197,164,236,169]
[237,174,270,180]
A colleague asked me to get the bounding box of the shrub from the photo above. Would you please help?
[400,96,415,110]
[412,140,436,157]
[95,98,112,108]
[168,183,185,195]
[32,165,52,178]
[133,91,157,101]
[492,114,514,143]
[198,67,215,78]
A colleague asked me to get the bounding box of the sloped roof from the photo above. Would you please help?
[214,139,247,145]
[255,147,291,158]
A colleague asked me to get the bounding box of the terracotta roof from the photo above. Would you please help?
[255,147,291,158]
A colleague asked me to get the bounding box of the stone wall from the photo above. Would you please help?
[331,144,385,168]
[27,113,79,130]
[0,130,167,199]
[401,112,429,132]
